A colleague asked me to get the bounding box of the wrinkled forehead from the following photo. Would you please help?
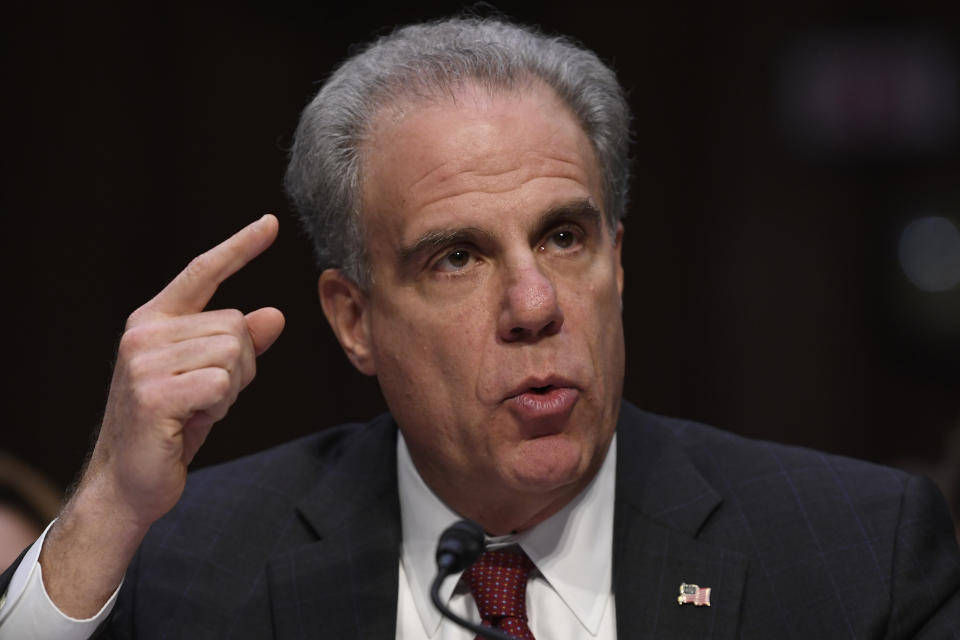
[356,79,599,209]
[351,81,607,289]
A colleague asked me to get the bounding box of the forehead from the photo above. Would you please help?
[359,83,602,238]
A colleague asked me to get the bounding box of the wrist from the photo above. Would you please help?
[37,479,150,618]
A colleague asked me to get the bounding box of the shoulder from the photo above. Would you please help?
[180,413,396,510]
[143,412,396,541]
[151,413,398,550]
[616,401,960,637]
[113,414,399,636]
[618,400,913,509]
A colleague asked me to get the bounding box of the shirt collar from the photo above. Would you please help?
[397,432,617,637]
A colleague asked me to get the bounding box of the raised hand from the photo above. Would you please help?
[38,215,285,617]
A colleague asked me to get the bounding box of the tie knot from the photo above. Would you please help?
[462,549,535,624]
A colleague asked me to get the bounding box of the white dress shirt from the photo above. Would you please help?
[0,433,617,639]
[395,433,617,639]
[0,520,119,639]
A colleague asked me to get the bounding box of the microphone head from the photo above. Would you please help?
[435,519,485,573]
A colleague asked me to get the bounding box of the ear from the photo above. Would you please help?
[614,222,625,300]
[318,269,377,376]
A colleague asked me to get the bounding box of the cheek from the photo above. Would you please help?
[369,295,489,402]
[576,264,626,380]
[597,281,626,400]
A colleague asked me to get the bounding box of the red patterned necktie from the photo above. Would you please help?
[462,549,537,640]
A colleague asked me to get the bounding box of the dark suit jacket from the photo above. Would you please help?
[3,401,959,638]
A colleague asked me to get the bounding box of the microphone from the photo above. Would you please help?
[430,519,523,640]
[435,519,485,573]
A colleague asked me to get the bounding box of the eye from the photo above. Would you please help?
[539,228,582,252]
[551,230,577,249]
[433,248,474,272]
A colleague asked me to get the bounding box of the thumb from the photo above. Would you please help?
[246,307,286,356]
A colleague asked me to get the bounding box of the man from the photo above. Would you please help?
[1,16,959,639]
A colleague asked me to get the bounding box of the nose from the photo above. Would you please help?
[497,260,564,343]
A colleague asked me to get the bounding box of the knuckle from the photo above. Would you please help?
[183,254,211,282]
[124,352,151,381]
[130,380,164,414]
[117,326,148,357]
[222,336,243,362]
[208,368,233,397]
[125,304,149,329]
[222,308,246,334]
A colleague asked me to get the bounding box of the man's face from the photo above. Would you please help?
[327,83,624,532]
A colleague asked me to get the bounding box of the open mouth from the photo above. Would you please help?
[506,375,578,400]
[508,385,579,426]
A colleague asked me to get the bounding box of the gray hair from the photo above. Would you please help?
[284,16,632,285]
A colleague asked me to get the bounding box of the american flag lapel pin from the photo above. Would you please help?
[677,582,711,606]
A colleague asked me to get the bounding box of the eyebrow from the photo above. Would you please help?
[532,199,604,243]
[397,198,605,269]
[398,226,497,269]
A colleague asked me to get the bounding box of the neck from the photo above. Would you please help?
[414,450,609,536]
[461,490,583,536]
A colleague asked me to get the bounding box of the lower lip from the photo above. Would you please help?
[508,387,578,432]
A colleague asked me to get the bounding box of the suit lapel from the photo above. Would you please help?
[262,404,748,639]
[614,403,747,639]
[266,417,401,640]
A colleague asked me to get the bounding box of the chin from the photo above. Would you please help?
[507,434,589,493]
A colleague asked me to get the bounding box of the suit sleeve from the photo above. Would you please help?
[886,474,960,639]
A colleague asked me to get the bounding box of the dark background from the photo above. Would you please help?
[3,1,959,496]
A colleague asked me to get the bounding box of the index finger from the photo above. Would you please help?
[145,214,279,317]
